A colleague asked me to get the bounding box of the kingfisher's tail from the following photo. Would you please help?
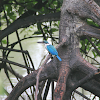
[56,55,62,61]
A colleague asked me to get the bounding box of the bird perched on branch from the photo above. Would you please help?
[37,40,62,61]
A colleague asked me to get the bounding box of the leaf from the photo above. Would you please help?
[92,50,96,58]
[18,7,24,15]
[33,31,41,35]
[2,40,7,44]
[87,18,99,27]
[7,5,12,12]
[50,28,58,32]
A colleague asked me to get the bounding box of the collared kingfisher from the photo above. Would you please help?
[37,40,62,61]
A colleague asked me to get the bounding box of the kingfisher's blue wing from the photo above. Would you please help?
[46,45,58,55]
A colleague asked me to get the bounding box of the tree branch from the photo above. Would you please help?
[6,64,23,79]
[0,58,34,71]
[54,65,71,100]
[0,12,60,41]
[35,54,51,100]
[94,0,100,6]
[77,24,100,39]
[74,90,91,100]
[83,0,100,25]
[74,55,100,97]
[63,0,100,26]
[73,70,97,90]
[6,60,58,100]
[86,37,100,56]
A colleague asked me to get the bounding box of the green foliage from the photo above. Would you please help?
[79,19,100,64]
[87,19,99,27]
[1,0,62,39]
[1,40,7,44]
[80,38,90,54]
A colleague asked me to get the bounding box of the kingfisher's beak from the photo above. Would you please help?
[37,41,44,43]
